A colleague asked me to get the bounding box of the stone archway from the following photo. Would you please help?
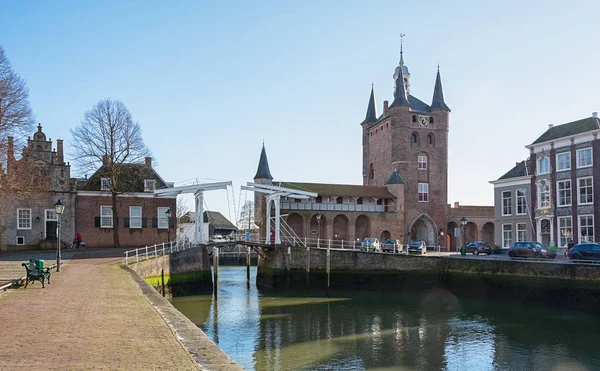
[410,214,437,247]
[287,213,304,238]
[333,214,349,241]
[355,215,371,241]
[380,230,391,241]
[447,221,458,252]
[309,214,327,240]
[482,222,494,246]
[465,222,478,242]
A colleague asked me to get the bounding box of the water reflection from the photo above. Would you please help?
[171,267,600,371]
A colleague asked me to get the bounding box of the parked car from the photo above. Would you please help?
[407,240,426,255]
[508,241,556,259]
[212,235,228,243]
[463,241,492,255]
[567,243,600,260]
[381,239,403,253]
[360,238,381,252]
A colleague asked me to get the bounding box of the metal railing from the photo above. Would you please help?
[124,240,194,265]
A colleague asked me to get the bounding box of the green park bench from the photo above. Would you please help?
[21,259,51,288]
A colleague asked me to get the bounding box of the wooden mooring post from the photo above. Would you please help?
[306,245,311,290]
[326,243,331,293]
[246,246,251,289]
[213,246,219,299]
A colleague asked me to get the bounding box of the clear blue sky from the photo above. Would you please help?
[2,0,600,222]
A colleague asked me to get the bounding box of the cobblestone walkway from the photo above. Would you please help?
[0,250,200,370]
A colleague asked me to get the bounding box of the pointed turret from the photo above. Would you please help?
[384,169,405,185]
[253,143,273,180]
[390,45,411,108]
[363,85,377,123]
[431,66,450,111]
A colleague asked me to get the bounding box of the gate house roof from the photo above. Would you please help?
[203,211,236,231]
[279,182,394,198]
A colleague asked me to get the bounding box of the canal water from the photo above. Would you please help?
[171,266,600,371]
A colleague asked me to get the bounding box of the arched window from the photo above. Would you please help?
[427,134,433,145]
[429,117,434,124]
[369,164,374,180]
[411,133,417,144]
[412,115,416,123]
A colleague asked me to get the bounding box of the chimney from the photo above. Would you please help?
[145,157,152,167]
[548,124,554,129]
[57,139,64,165]
[454,201,459,208]
[593,112,598,118]
[383,100,389,116]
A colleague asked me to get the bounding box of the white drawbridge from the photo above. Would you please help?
[241,182,317,245]
[154,181,232,244]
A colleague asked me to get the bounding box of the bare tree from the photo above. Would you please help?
[237,200,256,230]
[70,99,150,247]
[0,45,35,165]
[175,199,190,232]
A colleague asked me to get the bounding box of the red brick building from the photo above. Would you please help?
[75,157,176,248]
[254,46,494,250]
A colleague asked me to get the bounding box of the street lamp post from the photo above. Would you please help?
[461,217,468,252]
[165,208,172,245]
[54,200,65,272]
[316,213,322,247]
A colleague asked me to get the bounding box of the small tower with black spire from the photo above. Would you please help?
[253,143,273,238]
[360,85,378,183]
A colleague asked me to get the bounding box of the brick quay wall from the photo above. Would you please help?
[257,246,600,312]
[128,246,212,297]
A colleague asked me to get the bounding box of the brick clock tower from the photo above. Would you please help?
[361,45,451,247]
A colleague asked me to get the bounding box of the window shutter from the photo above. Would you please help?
[142,217,147,228]
[152,218,158,228]
[94,216,100,227]
[124,217,130,228]
[168,217,174,228]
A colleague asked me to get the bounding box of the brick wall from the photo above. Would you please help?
[76,194,175,248]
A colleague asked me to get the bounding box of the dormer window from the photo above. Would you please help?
[144,179,156,192]
[100,178,111,191]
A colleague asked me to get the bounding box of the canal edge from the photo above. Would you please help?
[122,265,243,370]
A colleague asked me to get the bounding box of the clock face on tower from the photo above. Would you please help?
[418,116,429,128]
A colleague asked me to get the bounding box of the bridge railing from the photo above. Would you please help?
[124,239,194,265]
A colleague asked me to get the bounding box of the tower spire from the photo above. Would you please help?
[253,143,273,180]
[431,66,450,111]
[363,84,377,123]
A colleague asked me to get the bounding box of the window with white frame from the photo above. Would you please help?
[418,183,429,202]
[539,182,550,208]
[556,152,571,171]
[502,191,512,216]
[144,179,156,192]
[100,205,113,228]
[577,148,592,168]
[538,157,550,174]
[516,189,527,215]
[17,209,31,229]
[579,215,594,243]
[157,207,169,229]
[557,180,572,206]
[558,216,572,247]
[417,155,427,170]
[129,206,142,228]
[578,177,593,204]
[502,224,513,248]
[101,177,111,191]
[45,209,57,222]
[516,223,527,242]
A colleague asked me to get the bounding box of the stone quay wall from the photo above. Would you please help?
[257,246,600,312]
[128,246,212,297]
